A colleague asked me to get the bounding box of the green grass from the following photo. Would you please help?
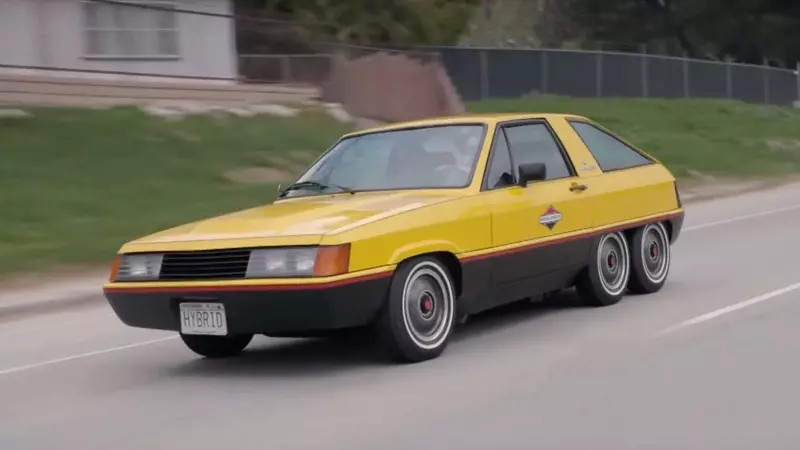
[0,107,351,276]
[468,97,800,178]
[3,98,800,276]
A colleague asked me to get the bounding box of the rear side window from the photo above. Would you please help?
[569,121,652,172]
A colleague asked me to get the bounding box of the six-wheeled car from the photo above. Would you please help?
[104,113,684,363]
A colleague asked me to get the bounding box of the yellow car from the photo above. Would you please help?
[103,113,684,363]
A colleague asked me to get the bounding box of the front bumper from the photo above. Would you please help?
[103,272,392,336]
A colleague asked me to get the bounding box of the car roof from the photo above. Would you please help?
[344,113,592,137]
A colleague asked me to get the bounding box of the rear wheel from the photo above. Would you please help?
[576,231,631,307]
[180,333,253,359]
[627,222,671,294]
[376,256,457,363]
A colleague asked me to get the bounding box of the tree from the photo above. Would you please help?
[562,0,800,65]
[235,0,477,46]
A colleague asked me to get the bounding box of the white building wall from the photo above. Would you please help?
[0,0,238,81]
[0,0,42,66]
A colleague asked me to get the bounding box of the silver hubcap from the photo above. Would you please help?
[641,224,670,283]
[597,233,629,295]
[401,262,454,350]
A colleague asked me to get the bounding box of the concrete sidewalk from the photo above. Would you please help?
[0,179,789,322]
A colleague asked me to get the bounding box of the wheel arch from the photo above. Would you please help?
[394,250,463,299]
[622,220,673,245]
[662,220,674,241]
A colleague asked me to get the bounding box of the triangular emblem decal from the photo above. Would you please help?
[539,205,563,230]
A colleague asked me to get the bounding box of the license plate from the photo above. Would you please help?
[179,303,228,336]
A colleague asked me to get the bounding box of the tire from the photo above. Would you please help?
[627,222,672,294]
[180,333,253,359]
[576,231,631,307]
[376,256,457,363]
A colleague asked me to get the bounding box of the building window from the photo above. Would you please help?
[83,1,179,58]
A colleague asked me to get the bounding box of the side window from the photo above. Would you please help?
[569,121,652,172]
[485,130,514,189]
[503,123,573,181]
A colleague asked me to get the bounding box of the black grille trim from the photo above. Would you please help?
[158,248,251,281]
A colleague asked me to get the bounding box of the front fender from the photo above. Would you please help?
[388,239,463,265]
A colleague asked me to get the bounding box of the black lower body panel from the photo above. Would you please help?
[104,275,391,336]
[457,210,686,314]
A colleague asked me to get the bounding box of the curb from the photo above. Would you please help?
[0,292,105,323]
[678,178,796,205]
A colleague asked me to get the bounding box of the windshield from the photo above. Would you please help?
[281,124,486,198]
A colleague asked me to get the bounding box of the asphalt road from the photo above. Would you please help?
[3,183,800,450]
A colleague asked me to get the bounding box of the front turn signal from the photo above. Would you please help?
[108,255,121,282]
[313,244,351,277]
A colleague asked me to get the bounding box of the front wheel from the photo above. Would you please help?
[576,231,631,307]
[180,333,253,359]
[627,222,672,294]
[376,256,457,363]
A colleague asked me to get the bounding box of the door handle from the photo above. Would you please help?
[569,183,588,192]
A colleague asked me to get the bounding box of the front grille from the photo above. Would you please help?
[158,248,251,281]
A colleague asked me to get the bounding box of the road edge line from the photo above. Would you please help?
[656,281,800,336]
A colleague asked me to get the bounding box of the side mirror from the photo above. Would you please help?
[518,163,547,186]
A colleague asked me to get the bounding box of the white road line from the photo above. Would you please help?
[657,281,800,336]
[0,335,178,377]
[683,204,800,232]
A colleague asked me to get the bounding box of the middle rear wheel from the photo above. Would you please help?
[576,231,631,307]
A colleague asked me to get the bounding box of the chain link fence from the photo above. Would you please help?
[427,47,800,106]
[240,47,800,107]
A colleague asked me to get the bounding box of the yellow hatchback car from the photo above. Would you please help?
[103,113,684,363]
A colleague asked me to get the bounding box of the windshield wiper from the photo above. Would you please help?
[278,180,355,197]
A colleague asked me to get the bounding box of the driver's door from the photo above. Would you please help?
[483,121,594,288]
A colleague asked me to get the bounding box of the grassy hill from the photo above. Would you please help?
[2,98,800,275]
[468,97,800,178]
[0,107,350,275]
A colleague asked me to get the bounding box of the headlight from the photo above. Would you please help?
[115,253,163,281]
[245,245,350,278]
[246,247,318,278]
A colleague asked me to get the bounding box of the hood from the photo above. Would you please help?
[127,191,459,247]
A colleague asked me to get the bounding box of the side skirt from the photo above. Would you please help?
[463,265,585,316]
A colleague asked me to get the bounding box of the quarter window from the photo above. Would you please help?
[503,123,573,181]
[484,130,514,188]
[569,122,652,172]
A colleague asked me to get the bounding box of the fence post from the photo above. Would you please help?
[640,46,649,98]
[541,51,549,94]
[763,65,770,104]
[682,54,690,98]
[796,62,800,106]
[479,49,489,100]
[595,51,603,97]
[280,56,291,83]
[725,61,733,99]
